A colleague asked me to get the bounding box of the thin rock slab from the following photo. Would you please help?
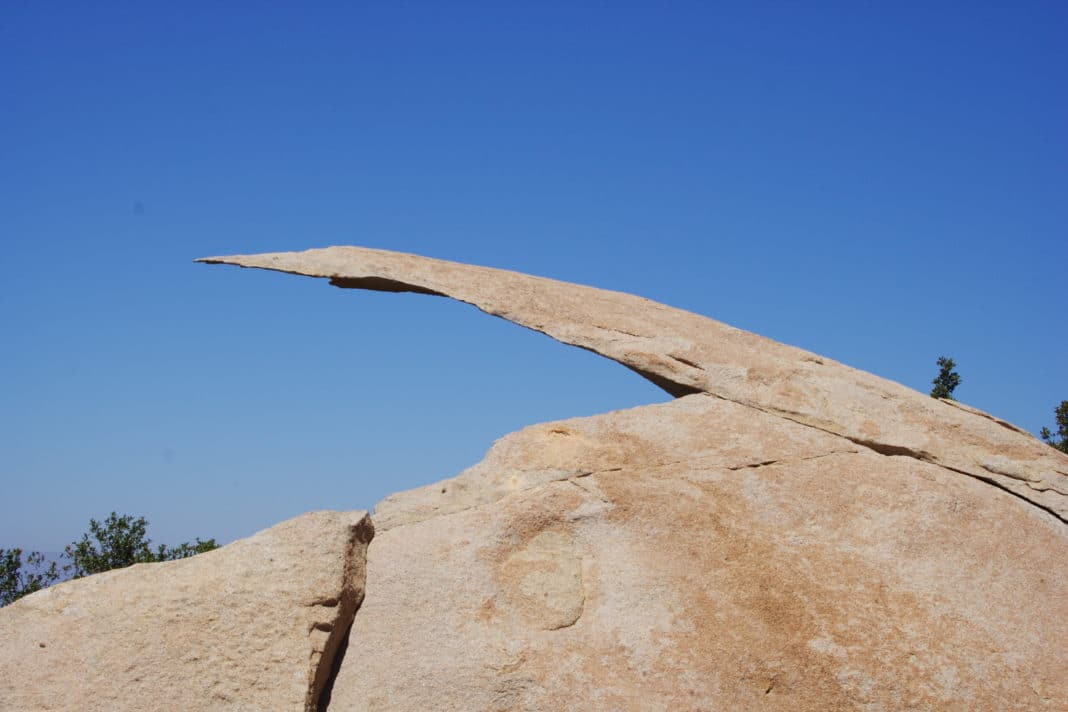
[332,399,1067,711]
[198,246,1068,522]
[0,510,372,712]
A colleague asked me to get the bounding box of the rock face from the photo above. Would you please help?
[2,246,1066,711]
[0,511,373,712]
[341,397,1066,711]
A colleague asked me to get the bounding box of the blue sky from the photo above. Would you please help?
[2,3,1065,550]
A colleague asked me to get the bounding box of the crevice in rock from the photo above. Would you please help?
[1020,479,1068,496]
[846,438,936,462]
[328,276,446,296]
[938,398,1032,436]
[625,363,704,398]
[642,448,859,475]
[306,515,374,712]
[813,437,1064,523]
[728,459,779,470]
[787,426,1066,521]
[567,477,611,504]
[821,434,1066,522]
[668,353,706,371]
[813,431,1065,523]
[705,395,1068,525]
[561,341,703,398]
[574,467,623,478]
[592,323,646,338]
[315,618,352,711]
[976,461,1045,487]
[932,464,1066,523]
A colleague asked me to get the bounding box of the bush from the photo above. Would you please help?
[1,512,217,606]
[930,356,961,400]
[63,512,218,578]
[1040,401,1068,454]
[0,549,61,607]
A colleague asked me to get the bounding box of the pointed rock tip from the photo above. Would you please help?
[195,253,274,266]
[194,250,336,277]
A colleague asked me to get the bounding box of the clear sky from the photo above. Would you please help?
[2,3,1065,551]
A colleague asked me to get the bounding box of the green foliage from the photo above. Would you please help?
[63,512,156,578]
[930,356,961,400]
[0,548,61,607]
[64,512,219,578]
[155,538,219,561]
[1040,400,1068,454]
[1,512,218,606]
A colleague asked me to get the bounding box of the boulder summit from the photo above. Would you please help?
[2,247,1065,711]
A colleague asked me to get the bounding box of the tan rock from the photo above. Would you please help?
[198,247,1068,522]
[0,511,372,712]
[5,246,1063,711]
[195,247,1067,710]
[332,395,1068,711]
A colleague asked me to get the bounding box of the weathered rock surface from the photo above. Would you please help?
[336,395,1068,710]
[0,511,372,712]
[3,247,1065,711]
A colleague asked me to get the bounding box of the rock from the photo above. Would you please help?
[334,395,1067,711]
[198,247,1068,522]
[3,246,1065,711]
[372,389,861,531]
[195,246,1067,710]
[0,511,373,712]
